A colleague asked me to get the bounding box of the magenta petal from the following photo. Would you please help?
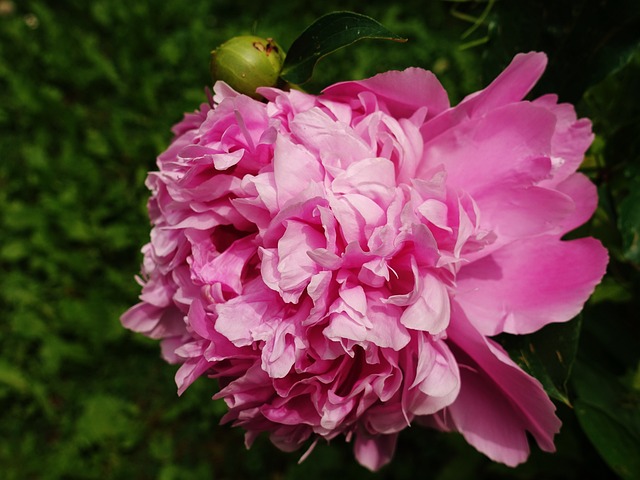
[534,94,594,184]
[420,103,557,196]
[553,173,599,233]
[443,306,561,466]
[474,184,575,239]
[121,302,185,339]
[459,52,547,117]
[323,67,450,119]
[421,52,548,143]
[175,356,213,395]
[456,235,608,335]
[191,235,257,295]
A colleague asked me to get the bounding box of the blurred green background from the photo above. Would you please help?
[1,1,639,478]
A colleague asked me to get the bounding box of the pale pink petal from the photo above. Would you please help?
[120,302,163,334]
[273,135,324,207]
[353,432,399,472]
[215,279,282,346]
[273,221,326,302]
[407,337,460,415]
[307,248,342,270]
[363,297,411,350]
[331,157,396,204]
[323,311,369,347]
[260,321,297,378]
[289,108,372,171]
[328,192,386,246]
[213,80,240,103]
[399,273,451,334]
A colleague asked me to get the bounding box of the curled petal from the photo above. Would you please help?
[435,305,561,466]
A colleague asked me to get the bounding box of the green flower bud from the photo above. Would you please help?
[210,36,285,99]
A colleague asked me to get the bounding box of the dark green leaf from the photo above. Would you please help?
[482,0,640,103]
[75,394,141,447]
[496,317,582,406]
[619,187,640,264]
[0,360,29,393]
[573,362,640,480]
[280,11,406,85]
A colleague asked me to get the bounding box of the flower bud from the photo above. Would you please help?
[210,36,285,99]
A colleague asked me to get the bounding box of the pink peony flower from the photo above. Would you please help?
[122,52,608,470]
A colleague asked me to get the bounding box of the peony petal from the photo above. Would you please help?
[353,432,399,471]
[440,306,561,466]
[534,95,594,185]
[331,157,396,205]
[324,67,450,120]
[399,273,451,334]
[328,192,386,246]
[191,235,257,294]
[121,302,186,339]
[407,337,460,415]
[364,402,412,435]
[215,279,283,346]
[474,184,576,239]
[421,52,547,143]
[276,221,326,301]
[459,52,547,117]
[456,235,608,335]
[420,103,557,196]
[273,134,324,208]
[175,356,213,395]
[261,321,297,378]
[553,173,599,233]
[289,107,372,171]
[364,297,411,350]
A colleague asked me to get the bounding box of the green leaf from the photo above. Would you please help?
[619,187,640,264]
[75,394,141,448]
[573,362,640,480]
[280,11,406,85]
[0,360,30,393]
[496,317,582,406]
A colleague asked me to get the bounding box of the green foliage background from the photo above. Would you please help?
[1,0,639,478]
